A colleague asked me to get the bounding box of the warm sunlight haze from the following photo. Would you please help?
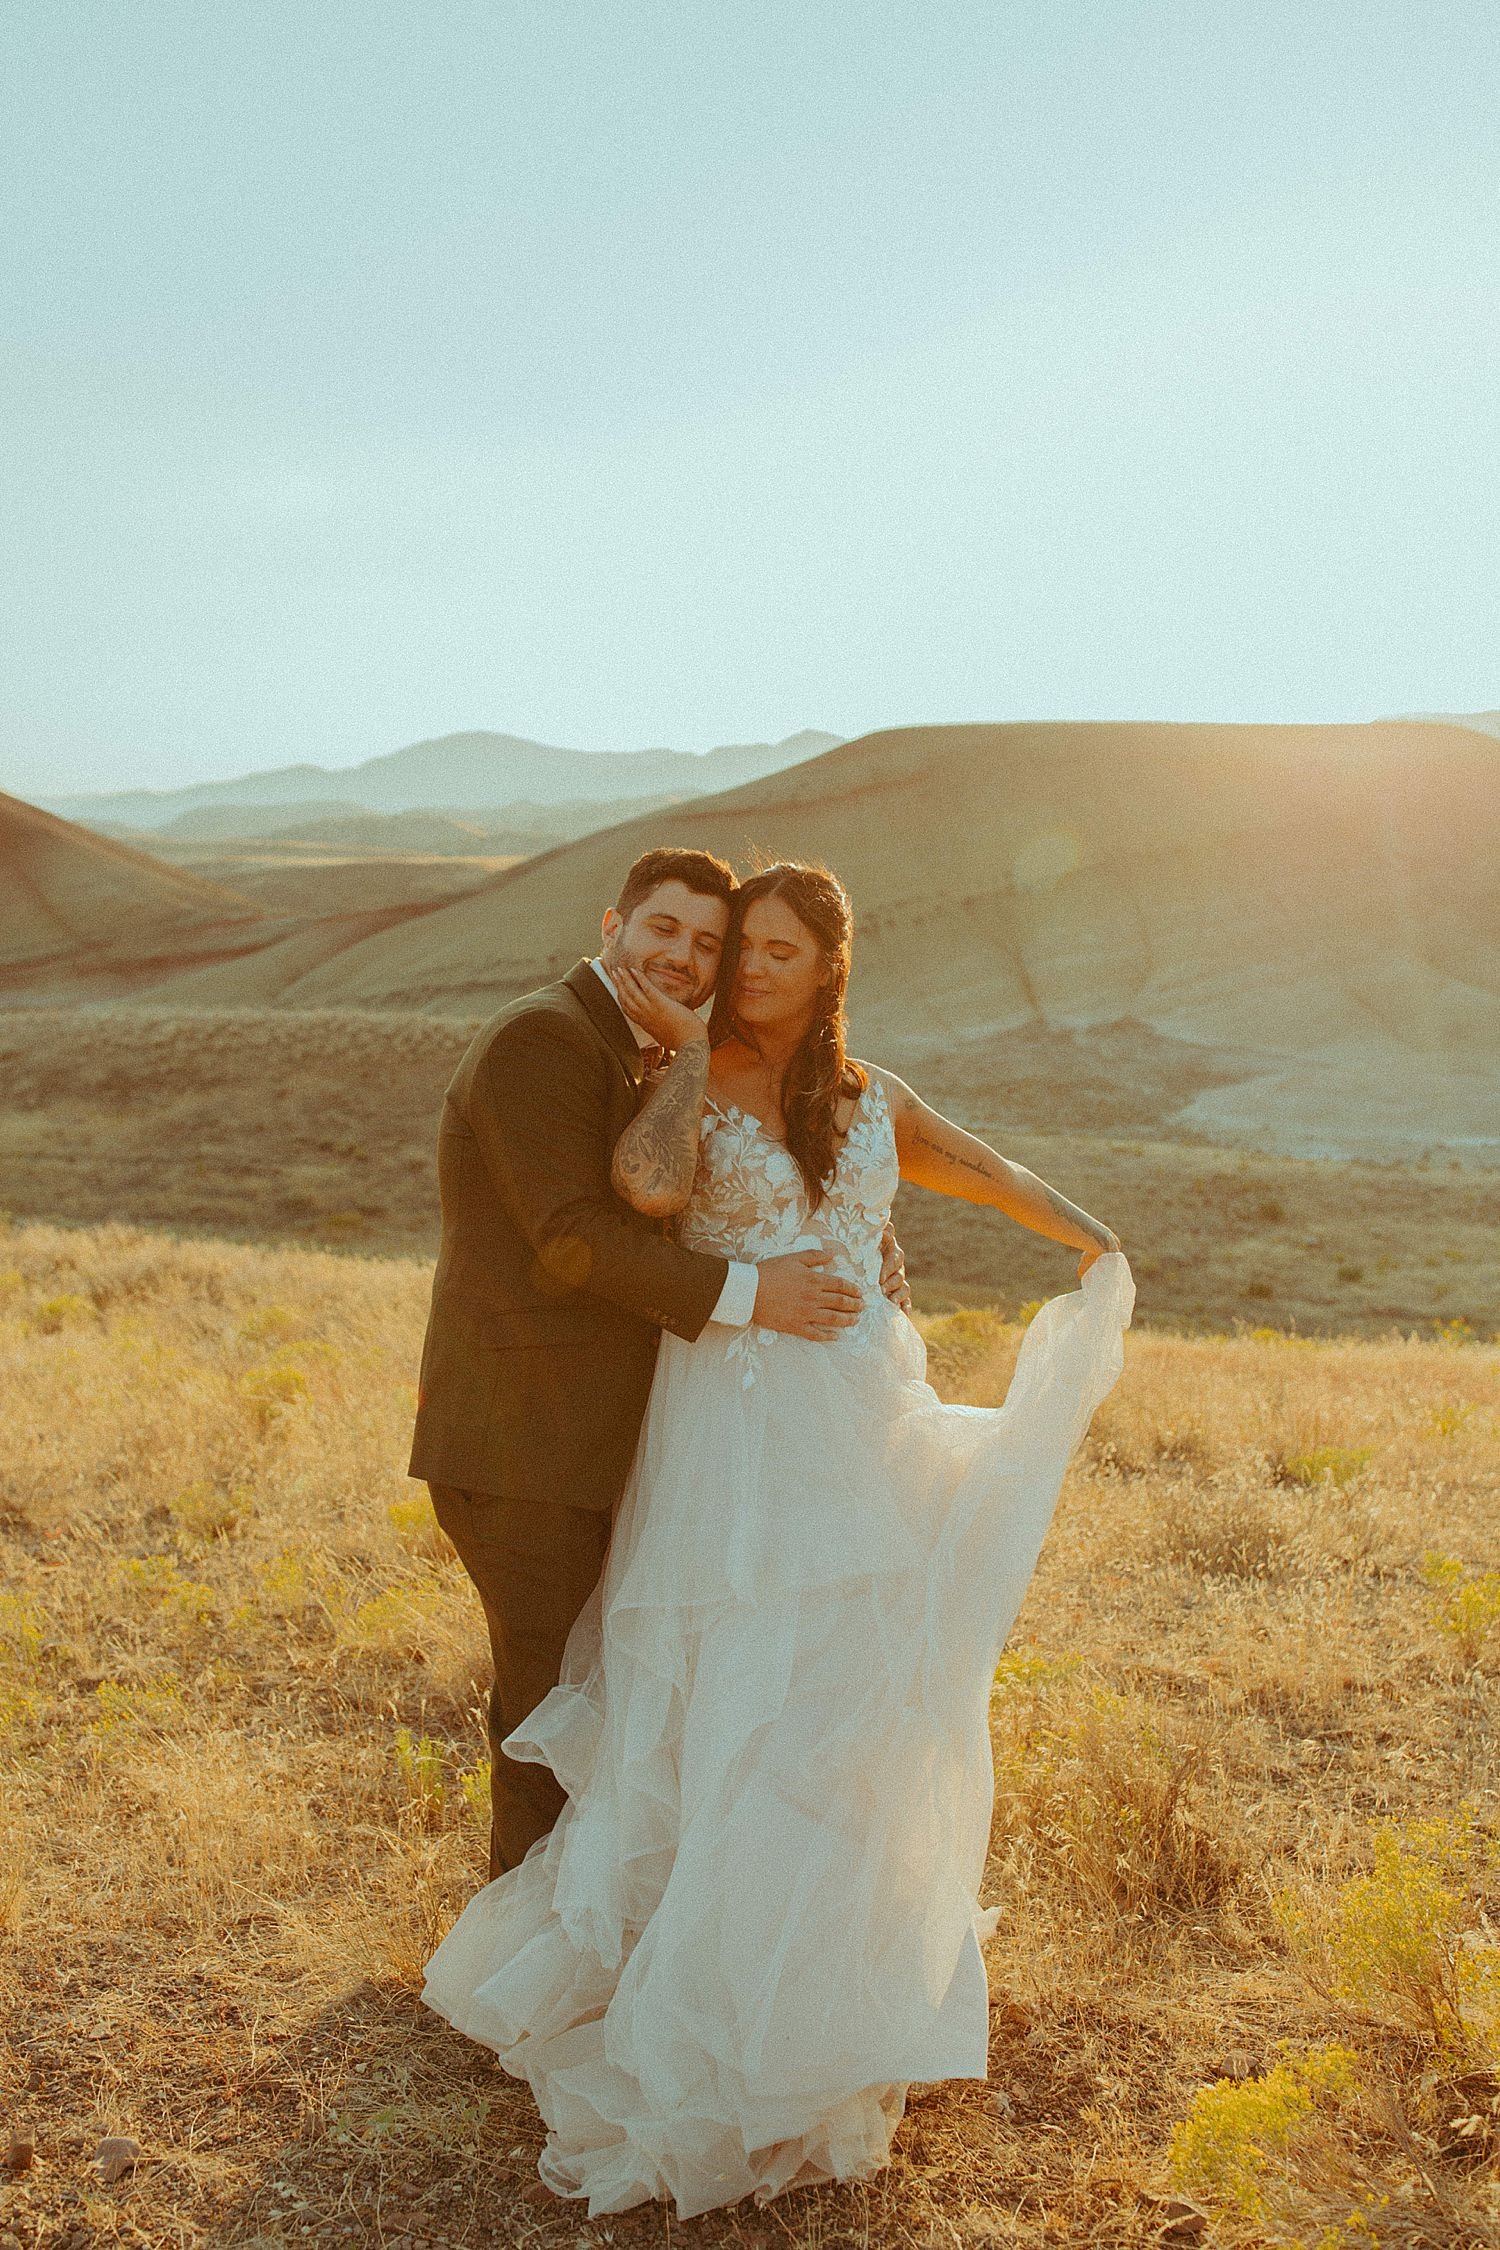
[2,7,1498,2248]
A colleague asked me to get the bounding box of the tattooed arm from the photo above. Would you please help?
[870,1066,1121,1270]
[610,1035,712,1218]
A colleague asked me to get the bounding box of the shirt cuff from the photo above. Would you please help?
[708,1260,759,1328]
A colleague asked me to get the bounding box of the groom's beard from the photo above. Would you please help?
[604,944,713,1013]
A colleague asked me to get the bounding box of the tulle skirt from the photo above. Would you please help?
[422,1251,1134,2218]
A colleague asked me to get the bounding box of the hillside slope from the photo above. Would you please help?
[11,720,1498,1158]
[0,788,269,990]
[262,717,1500,1157]
[271,717,1495,1028]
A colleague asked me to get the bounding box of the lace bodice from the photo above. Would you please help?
[679,1075,900,1339]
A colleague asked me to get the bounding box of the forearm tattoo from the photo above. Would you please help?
[910,1126,1116,1251]
[1018,1167,1118,1252]
[911,1126,991,1183]
[612,1042,711,1210]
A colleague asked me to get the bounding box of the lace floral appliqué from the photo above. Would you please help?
[679,1081,900,1388]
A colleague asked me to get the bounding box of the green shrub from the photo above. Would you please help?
[237,1305,307,1347]
[921,1305,1005,1391]
[118,1556,217,1643]
[28,1293,95,1335]
[170,1482,253,1542]
[386,1495,452,1561]
[1167,2043,1361,2224]
[392,1728,448,1826]
[1277,1814,1500,2057]
[0,1593,45,1672]
[239,1359,312,1429]
[1421,1554,1500,1667]
[459,1757,491,1833]
[88,1674,185,1738]
[992,1648,1081,1697]
[1275,1446,1372,1489]
[337,1581,445,1661]
[227,1548,342,1641]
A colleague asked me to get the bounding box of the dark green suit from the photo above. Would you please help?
[409,960,731,1874]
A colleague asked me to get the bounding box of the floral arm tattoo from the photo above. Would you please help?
[610,1041,712,1216]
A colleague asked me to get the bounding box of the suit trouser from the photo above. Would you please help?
[426,1484,613,1881]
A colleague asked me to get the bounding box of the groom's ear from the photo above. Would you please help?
[601,906,622,946]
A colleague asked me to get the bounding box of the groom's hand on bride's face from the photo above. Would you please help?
[612,962,711,1054]
[753,1250,863,1341]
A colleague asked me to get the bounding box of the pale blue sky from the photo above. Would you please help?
[3,1,1498,796]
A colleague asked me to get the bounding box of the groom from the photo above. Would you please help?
[411,846,891,1879]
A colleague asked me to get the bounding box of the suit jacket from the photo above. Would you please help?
[408,960,731,1509]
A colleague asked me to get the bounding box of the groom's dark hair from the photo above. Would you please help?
[615,848,737,919]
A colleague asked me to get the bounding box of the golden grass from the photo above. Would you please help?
[2,1222,1500,2247]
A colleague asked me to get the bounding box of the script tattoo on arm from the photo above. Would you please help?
[610,1040,712,1218]
[910,1125,992,1184]
[896,1088,1120,1256]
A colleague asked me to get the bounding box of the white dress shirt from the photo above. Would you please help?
[590,959,758,1329]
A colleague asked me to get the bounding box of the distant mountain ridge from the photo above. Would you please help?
[41,728,843,831]
[91,793,682,852]
[1398,709,1500,741]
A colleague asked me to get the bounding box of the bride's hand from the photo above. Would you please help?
[1076,1230,1121,1282]
[612,964,710,1054]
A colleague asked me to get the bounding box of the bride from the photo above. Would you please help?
[422,860,1135,2219]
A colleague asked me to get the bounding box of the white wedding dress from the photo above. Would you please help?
[422,1078,1134,2218]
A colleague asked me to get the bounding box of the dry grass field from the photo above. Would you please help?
[2,1007,1496,1342]
[4,1221,1500,2247]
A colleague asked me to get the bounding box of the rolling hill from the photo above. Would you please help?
[256,718,1494,1018]
[235,715,1500,1159]
[6,716,1498,1159]
[44,727,843,830]
[0,788,271,992]
[0,789,485,1001]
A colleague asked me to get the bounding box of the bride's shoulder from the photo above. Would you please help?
[850,1062,918,1123]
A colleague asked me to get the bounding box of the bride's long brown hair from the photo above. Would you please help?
[707,861,867,1209]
